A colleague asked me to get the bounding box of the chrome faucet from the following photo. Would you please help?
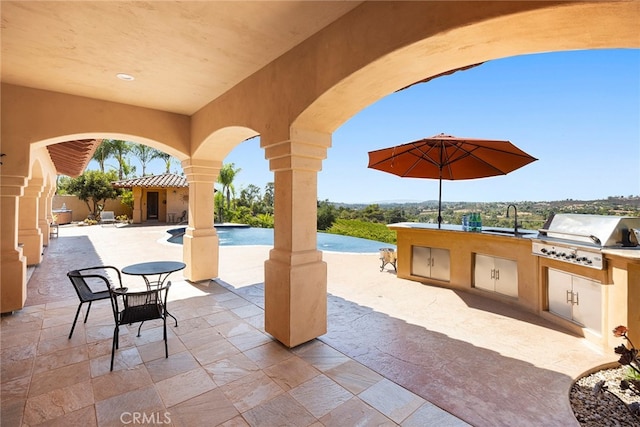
[506,204,519,234]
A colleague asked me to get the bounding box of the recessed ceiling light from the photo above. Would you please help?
[116,73,135,81]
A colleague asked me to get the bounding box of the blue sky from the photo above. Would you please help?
[137,48,640,204]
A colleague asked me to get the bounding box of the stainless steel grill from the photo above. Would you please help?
[532,214,640,270]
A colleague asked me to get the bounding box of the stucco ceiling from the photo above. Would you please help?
[1,1,362,116]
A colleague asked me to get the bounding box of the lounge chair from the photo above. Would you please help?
[100,211,116,226]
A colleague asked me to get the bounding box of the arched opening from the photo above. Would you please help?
[319,49,639,206]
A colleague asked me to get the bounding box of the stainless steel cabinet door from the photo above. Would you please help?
[548,269,573,320]
[411,246,432,278]
[494,257,518,297]
[474,254,494,292]
[475,254,518,297]
[572,275,602,334]
[431,248,450,282]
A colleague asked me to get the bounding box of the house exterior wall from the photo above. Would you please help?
[130,187,189,224]
[52,195,130,222]
[166,188,189,224]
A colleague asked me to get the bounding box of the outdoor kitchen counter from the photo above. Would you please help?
[603,247,640,261]
[389,220,640,352]
[388,222,540,313]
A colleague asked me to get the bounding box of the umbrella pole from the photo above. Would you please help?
[437,148,443,229]
[438,176,442,229]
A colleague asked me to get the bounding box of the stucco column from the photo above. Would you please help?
[18,177,44,265]
[39,181,55,246]
[131,187,143,223]
[263,129,331,347]
[181,159,220,282]
[1,176,28,313]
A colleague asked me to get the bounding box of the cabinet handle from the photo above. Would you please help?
[566,290,573,304]
[496,269,500,280]
[574,292,579,305]
[491,269,495,279]
[431,258,435,267]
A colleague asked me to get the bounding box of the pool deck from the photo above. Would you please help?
[3,223,614,426]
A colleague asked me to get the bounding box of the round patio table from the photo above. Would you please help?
[122,261,186,326]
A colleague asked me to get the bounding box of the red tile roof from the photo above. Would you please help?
[112,173,188,188]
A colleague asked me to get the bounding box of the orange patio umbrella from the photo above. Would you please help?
[367,133,537,228]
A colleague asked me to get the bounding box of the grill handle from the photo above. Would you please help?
[537,229,601,245]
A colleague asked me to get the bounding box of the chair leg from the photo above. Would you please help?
[163,318,168,358]
[83,301,93,323]
[68,303,83,339]
[137,321,145,337]
[111,326,118,371]
[167,310,178,327]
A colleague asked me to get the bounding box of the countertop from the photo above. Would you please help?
[602,247,640,260]
[388,222,538,238]
[388,222,640,260]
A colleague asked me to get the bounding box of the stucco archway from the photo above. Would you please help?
[273,1,639,347]
[181,126,261,283]
[294,1,639,134]
[0,89,192,312]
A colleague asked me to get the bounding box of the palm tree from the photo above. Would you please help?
[91,139,110,172]
[107,140,132,180]
[131,144,163,176]
[157,152,175,173]
[217,163,241,222]
[94,139,132,179]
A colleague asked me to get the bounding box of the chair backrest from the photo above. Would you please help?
[67,269,110,302]
[101,211,115,222]
[109,281,172,325]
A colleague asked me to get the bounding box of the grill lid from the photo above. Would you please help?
[538,214,640,247]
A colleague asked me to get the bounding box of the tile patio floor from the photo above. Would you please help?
[1,224,614,426]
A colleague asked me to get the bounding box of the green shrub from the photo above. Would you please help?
[325,219,396,244]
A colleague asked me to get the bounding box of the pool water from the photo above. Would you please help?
[167,227,395,254]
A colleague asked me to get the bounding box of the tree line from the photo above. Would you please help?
[91,139,177,178]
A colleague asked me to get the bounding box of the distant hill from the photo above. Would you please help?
[331,196,640,217]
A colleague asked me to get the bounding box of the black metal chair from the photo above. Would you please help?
[177,210,187,224]
[108,281,171,371]
[67,266,124,339]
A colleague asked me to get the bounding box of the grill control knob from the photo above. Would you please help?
[540,248,548,254]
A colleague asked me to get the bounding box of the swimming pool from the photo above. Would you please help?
[167,227,395,254]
